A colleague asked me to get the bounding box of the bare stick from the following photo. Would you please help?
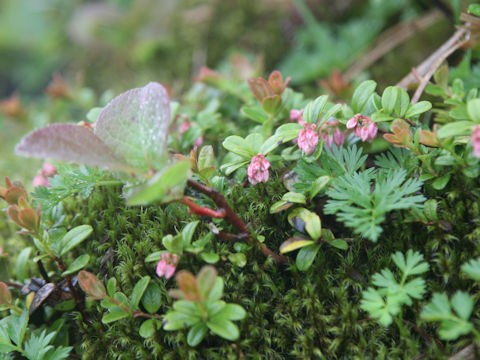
[344,9,443,82]
[397,28,468,90]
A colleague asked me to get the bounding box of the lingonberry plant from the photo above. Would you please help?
[3,6,480,359]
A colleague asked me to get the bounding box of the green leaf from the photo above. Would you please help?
[200,253,220,264]
[130,276,150,310]
[437,121,475,139]
[421,292,473,340]
[222,136,255,159]
[275,123,302,142]
[127,160,191,205]
[163,235,183,254]
[381,86,398,114]
[262,95,282,115]
[282,192,306,204]
[351,80,377,113]
[310,176,330,199]
[145,251,163,262]
[303,95,328,124]
[197,146,214,171]
[142,282,162,314]
[182,221,199,247]
[241,106,269,123]
[259,135,281,155]
[468,4,480,16]
[94,82,171,170]
[214,303,246,321]
[467,98,480,122]
[296,244,321,271]
[329,239,348,250]
[451,291,474,320]
[280,237,315,253]
[61,254,90,276]
[461,257,480,281]
[139,319,156,338]
[392,250,429,276]
[269,200,294,214]
[405,101,432,118]
[304,212,321,241]
[15,247,32,282]
[287,207,321,240]
[187,322,208,347]
[395,88,410,118]
[206,278,224,302]
[432,174,451,190]
[207,319,239,341]
[102,308,130,324]
[197,266,217,300]
[227,253,247,267]
[107,278,117,298]
[59,225,93,256]
[5,311,28,347]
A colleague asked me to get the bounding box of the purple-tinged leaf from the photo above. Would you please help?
[15,124,128,169]
[95,82,170,171]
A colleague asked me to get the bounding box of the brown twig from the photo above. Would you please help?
[397,28,469,92]
[344,10,443,82]
[186,179,289,264]
[449,344,480,360]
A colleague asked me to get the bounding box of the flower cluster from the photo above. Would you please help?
[156,253,179,279]
[247,154,270,185]
[347,114,378,142]
[33,162,57,188]
[472,126,480,158]
[298,123,319,155]
[319,119,345,148]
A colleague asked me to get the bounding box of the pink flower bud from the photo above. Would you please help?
[346,115,360,129]
[33,175,49,188]
[156,253,179,279]
[194,136,203,147]
[247,154,270,185]
[298,123,319,155]
[472,126,480,158]
[321,133,333,149]
[179,121,190,137]
[290,109,303,122]
[42,163,57,177]
[333,129,345,146]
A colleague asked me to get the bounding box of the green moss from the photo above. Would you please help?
[41,176,480,358]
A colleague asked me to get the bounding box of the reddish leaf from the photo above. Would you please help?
[78,270,107,299]
[18,208,40,232]
[4,186,27,205]
[15,124,128,169]
[268,70,290,94]
[248,78,273,102]
[175,270,200,301]
[0,282,12,305]
[7,205,23,228]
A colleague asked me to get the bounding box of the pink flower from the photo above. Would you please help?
[319,119,345,149]
[156,253,179,279]
[472,126,480,158]
[194,136,203,148]
[348,114,378,143]
[290,109,303,122]
[333,129,345,146]
[247,154,270,185]
[298,123,319,155]
[33,175,49,188]
[42,163,57,177]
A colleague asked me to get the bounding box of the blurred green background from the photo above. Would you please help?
[0,0,476,184]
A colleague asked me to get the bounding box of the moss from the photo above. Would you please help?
[43,175,480,359]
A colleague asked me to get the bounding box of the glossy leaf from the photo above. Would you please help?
[296,244,321,271]
[102,307,130,324]
[60,225,93,256]
[142,283,162,314]
[207,319,239,341]
[78,270,107,299]
[280,236,315,254]
[139,319,156,338]
[130,276,150,310]
[187,323,208,347]
[61,254,90,276]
